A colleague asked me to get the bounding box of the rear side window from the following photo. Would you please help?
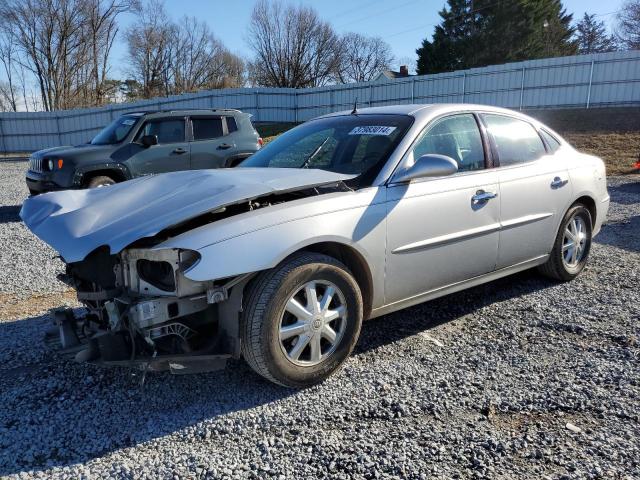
[135,119,185,144]
[540,129,562,153]
[483,114,546,166]
[226,117,238,133]
[192,117,223,140]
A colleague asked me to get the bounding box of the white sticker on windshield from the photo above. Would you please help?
[122,119,136,125]
[349,126,396,136]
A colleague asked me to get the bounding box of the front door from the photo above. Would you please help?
[385,113,500,304]
[128,117,191,176]
[481,114,572,269]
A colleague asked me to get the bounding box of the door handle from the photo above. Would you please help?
[551,176,568,188]
[472,190,498,205]
[217,143,233,150]
[173,148,187,154]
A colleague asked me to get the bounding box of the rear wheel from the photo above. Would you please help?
[539,204,592,281]
[241,252,363,388]
[86,175,116,188]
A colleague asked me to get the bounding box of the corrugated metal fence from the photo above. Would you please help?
[1,50,639,153]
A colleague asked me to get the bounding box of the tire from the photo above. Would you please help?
[86,175,116,188]
[538,204,593,281]
[241,252,363,388]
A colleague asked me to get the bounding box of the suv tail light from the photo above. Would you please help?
[258,137,264,147]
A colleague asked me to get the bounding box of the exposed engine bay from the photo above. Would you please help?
[48,183,350,374]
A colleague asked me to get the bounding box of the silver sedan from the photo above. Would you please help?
[21,104,610,387]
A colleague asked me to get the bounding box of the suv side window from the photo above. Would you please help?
[483,114,546,166]
[411,114,485,172]
[192,117,224,141]
[226,116,238,133]
[135,119,185,144]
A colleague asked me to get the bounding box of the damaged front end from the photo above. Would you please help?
[51,246,252,374]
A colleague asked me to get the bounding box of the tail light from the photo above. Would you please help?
[258,137,264,147]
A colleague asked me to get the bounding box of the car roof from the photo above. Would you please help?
[122,109,244,119]
[318,103,541,125]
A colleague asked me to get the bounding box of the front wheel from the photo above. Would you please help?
[539,204,593,281]
[241,252,363,388]
[86,175,116,188]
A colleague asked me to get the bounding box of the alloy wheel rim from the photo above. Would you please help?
[278,280,347,367]
[562,215,588,268]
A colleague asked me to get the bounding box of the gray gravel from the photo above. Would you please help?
[1,161,639,479]
[0,161,67,297]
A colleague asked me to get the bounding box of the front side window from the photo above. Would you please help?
[483,114,546,166]
[192,117,224,141]
[239,114,413,186]
[135,119,185,144]
[411,114,485,172]
[91,116,139,145]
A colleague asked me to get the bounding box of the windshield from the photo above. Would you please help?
[91,116,140,145]
[239,114,413,185]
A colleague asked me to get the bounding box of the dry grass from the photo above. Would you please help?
[0,290,79,321]
[564,132,640,175]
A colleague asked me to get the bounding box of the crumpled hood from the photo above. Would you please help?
[20,168,355,263]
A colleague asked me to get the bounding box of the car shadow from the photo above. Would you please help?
[0,269,557,477]
[0,205,21,223]
[594,215,640,253]
[607,180,639,205]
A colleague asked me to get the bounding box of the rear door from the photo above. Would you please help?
[127,117,190,175]
[482,113,572,269]
[189,116,239,169]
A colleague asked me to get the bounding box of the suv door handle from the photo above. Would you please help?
[217,143,233,150]
[472,190,498,205]
[551,176,568,188]
[172,147,187,154]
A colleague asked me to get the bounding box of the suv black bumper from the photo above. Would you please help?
[25,172,67,195]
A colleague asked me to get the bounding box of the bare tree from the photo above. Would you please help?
[247,0,341,88]
[124,0,175,98]
[335,33,394,83]
[617,0,640,49]
[170,16,244,93]
[0,33,19,111]
[0,0,133,110]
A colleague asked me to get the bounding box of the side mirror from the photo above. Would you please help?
[141,134,158,148]
[392,154,458,183]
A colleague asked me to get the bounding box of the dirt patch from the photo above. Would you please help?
[564,132,640,175]
[0,290,79,321]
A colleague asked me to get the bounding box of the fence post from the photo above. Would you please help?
[519,66,526,110]
[411,78,416,103]
[0,116,6,154]
[55,114,62,146]
[461,73,466,103]
[294,89,298,123]
[586,60,595,108]
[368,84,373,107]
[254,90,259,122]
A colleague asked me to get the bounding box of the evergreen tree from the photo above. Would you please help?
[575,13,617,53]
[417,0,577,75]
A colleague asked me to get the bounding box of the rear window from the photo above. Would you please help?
[483,114,546,166]
[192,117,223,140]
[226,117,238,133]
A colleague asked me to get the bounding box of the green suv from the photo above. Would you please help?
[25,109,263,194]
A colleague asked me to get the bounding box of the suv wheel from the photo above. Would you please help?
[86,175,116,188]
[241,252,363,388]
[539,204,593,281]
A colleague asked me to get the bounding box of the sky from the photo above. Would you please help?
[108,0,627,78]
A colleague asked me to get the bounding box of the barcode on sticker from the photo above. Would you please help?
[349,126,396,136]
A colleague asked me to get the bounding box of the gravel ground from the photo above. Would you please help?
[0,160,639,479]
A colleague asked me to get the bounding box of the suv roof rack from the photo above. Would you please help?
[122,108,242,116]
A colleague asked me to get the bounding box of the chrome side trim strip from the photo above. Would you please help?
[500,212,553,229]
[392,223,501,254]
[392,212,553,254]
